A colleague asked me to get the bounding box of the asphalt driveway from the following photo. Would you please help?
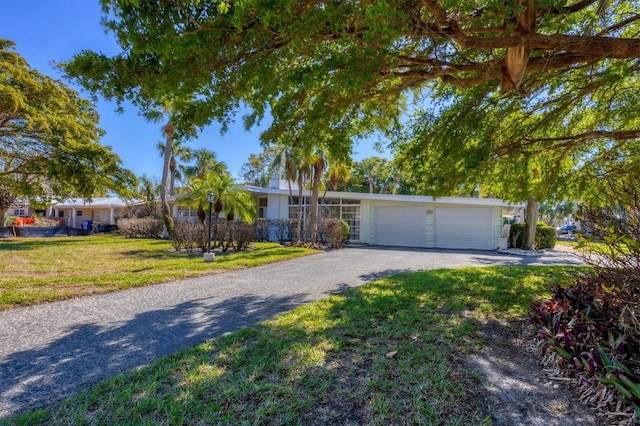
[0,245,582,419]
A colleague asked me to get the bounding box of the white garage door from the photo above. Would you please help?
[435,207,494,250]
[374,206,428,247]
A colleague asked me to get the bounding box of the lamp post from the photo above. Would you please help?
[204,191,215,262]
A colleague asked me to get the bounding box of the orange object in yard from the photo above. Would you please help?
[15,217,34,226]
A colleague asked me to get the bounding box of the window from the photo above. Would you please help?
[76,210,83,217]
[176,206,198,220]
[258,197,268,219]
[340,205,361,241]
[13,208,25,216]
[288,197,361,241]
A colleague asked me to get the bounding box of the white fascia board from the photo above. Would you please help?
[51,197,133,208]
[244,186,525,209]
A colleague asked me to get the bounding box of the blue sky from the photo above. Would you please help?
[0,0,385,182]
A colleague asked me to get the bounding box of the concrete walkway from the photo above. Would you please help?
[0,246,582,419]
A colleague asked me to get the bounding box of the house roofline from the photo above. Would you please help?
[50,197,135,208]
[245,185,525,209]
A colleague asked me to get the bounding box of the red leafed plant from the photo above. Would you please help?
[529,275,640,423]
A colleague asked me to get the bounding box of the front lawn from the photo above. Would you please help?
[6,266,582,425]
[0,236,318,310]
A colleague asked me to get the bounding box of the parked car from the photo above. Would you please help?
[557,224,577,234]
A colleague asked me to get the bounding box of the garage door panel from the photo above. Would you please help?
[374,206,427,248]
[435,207,494,250]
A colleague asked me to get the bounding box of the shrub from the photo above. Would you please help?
[579,205,640,287]
[215,221,255,252]
[319,219,350,248]
[508,222,556,249]
[33,215,62,227]
[273,219,291,243]
[117,203,159,219]
[529,275,640,421]
[5,215,17,227]
[509,223,526,248]
[534,223,556,249]
[254,219,270,242]
[171,221,206,252]
[230,222,254,251]
[117,218,163,238]
[530,183,640,423]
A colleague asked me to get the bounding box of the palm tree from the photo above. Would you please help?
[306,148,327,243]
[177,172,256,246]
[156,139,192,196]
[159,119,175,234]
[137,174,160,217]
[144,104,178,235]
[213,175,256,223]
[325,161,351,192]
[182,148,228,180]
[180,148,229,222]
[276,147,311,243]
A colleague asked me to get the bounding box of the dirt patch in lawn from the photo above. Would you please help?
[465,319,598,426]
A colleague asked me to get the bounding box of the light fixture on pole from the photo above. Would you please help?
[203,191,215,262]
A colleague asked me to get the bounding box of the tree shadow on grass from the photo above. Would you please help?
[357,268,418,283]
[0,237,88,251]
[118,246,313,262]
[466,319,597,425]
[3,267,596,425]
[0,293,310,420]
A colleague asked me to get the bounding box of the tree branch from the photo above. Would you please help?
[458,34,640,58]
[524,129,640,144]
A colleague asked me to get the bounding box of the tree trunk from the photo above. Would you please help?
[368,176,374,193]
[308,160,324,243]
[0,189,16,228]
[525,195,538,250]
[160,121,175,236]
[169,156,177,196]
[296,178,303,243]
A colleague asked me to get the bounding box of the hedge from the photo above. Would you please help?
[509,222,556,249]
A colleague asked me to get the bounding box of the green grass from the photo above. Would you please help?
[4,265,583,425]
[0,235,318,310]
[555,239,577,247]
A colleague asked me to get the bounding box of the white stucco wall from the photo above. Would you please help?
[250,188,522,250]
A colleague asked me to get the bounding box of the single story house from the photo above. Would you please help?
[6,202,35,218]
[49,197,130,229]
[246,179,524,250]
[28,180,523,250]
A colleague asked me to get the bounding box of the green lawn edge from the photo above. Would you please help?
[4,265,583,426]
[0,236,319,310]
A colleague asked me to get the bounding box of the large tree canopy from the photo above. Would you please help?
[0,39,136,213]
[65,0,639,141]
[64,0,640,244]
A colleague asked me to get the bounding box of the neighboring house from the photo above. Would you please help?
[50,197,129,229]
[6,203,34,218]
[246,178,524,250]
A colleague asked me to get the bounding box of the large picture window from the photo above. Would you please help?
[176,206,199,221]
[288,198,360,241]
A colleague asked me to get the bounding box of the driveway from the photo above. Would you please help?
[0,246,582,419]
